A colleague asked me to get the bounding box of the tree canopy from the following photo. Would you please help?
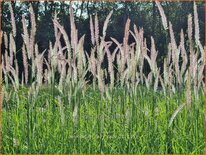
[1,1,205,68]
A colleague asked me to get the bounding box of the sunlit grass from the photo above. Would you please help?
[2,85,204,154]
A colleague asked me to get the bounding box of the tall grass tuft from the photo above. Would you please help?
[1,2,204,154]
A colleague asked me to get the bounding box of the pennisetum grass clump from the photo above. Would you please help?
[1,1,204,154]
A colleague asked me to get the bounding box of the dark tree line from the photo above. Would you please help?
[1,1,205,73]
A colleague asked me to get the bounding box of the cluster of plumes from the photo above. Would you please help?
[1,2,205,99]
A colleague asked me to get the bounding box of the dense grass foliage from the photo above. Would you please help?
[1,1,205,154]
[2,84,204,154]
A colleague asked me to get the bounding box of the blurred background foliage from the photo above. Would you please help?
[1,0,205,66]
